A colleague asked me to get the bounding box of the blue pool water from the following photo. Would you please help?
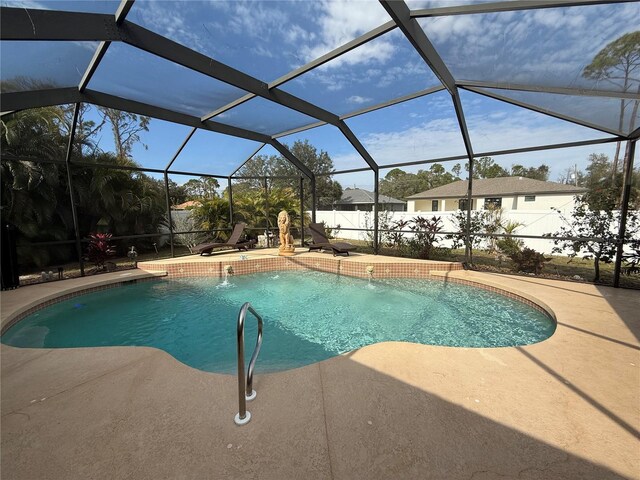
[1,271,555,373]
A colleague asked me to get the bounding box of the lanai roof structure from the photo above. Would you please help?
[1,0,638,286]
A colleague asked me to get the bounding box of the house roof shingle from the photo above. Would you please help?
[336,188,406,205]
[406,177,586,200]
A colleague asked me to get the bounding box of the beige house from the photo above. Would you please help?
[406,177,586,213]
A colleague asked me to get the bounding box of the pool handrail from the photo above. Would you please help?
[234,302,263,426]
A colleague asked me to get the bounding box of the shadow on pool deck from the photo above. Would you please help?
[318,351,633,480]
[1,339,637,480]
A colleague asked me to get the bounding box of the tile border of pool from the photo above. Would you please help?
[1,255,555,336]
[137,256,555,321]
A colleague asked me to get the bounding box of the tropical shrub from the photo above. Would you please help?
[408,216,443,259]
[235,187,302,237]
[508,247,550,275]
[388,218,411,251]
[447,210,489,251]
[495,220,525,257]
[191,187,303,243]
[1,107,170,268]
[191,196,230,240]
[86,233,116,270]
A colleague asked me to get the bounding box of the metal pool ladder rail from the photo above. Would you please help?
[234,302,263,426]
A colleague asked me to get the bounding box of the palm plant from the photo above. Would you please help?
[235,190,268,230]
[1,108,75,267]
[191,197,230,240]
[496,220,525,256]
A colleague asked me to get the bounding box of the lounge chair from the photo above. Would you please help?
[193,223,256,256]
[307,223,356,256]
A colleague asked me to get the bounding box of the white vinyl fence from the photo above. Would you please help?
[313,209,637,254]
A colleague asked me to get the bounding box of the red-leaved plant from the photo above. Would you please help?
[87,233,116,270]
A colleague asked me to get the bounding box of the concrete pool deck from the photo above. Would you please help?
[1,250,639,479]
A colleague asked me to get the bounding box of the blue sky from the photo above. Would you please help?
[2,0,638,189]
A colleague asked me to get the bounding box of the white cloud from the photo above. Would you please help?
[131,1,211,55]
[333,116,617,187]
[347,95,373,104]
[301,0,394,68]
[418,2,640,90]
[223,2,290,39]
[377,60,432,88]
[286,24,317,45]
[333,104,611,184]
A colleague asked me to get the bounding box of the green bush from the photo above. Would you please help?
[508,247,550,275]
[496,237,523,257]
[408,216,443,259]
[428,247,454,261]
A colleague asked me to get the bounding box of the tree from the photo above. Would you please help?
[73,156,168,241]
[380,169,429,200]
[1,105,178,270]
[277,140,342,209]
[379,164,458,200]
[1,108,74,266]
[384,168,406,181]
[483,205,505,253]
[58,104,106,157]
[557,166,585,186]
[464,157,551,181]
[317,179,343,210]
[583,32,640,183]
[510,164,549,181]
[235,139,342,210]
[548,195,639,283]
[582,153,620,210]
[231,187,302,236]
[167,180,188,206]
[98,109,150,162]
[447,210,490,252]
[495,220,525,257]
[556,153,639,209]
[183,177,220,199]
[466,157,508,179]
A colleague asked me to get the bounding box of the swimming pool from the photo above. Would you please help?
[1,270,555,373]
